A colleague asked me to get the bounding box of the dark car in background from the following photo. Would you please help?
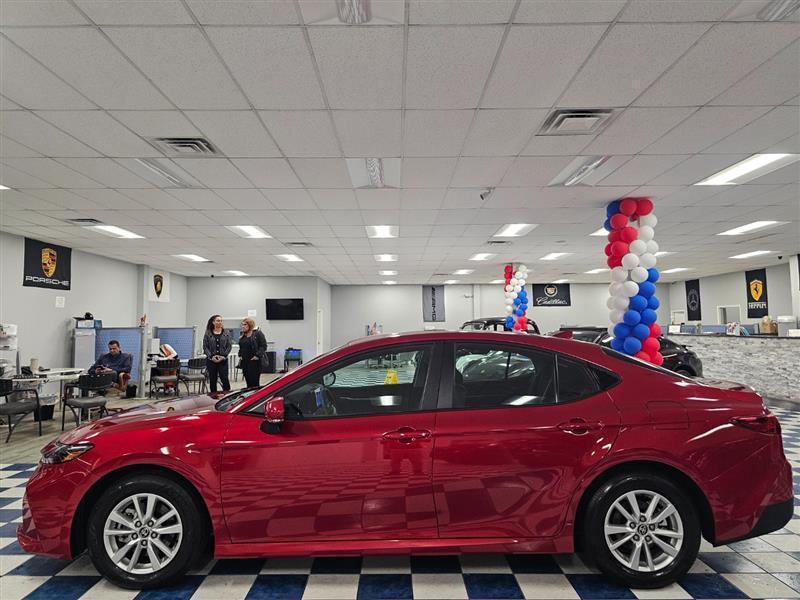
[461,317,541,334]
[552,326,704,377]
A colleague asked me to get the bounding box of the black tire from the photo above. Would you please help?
[675,368,694,377]
[87,474,205,589]
[583,472,700,589]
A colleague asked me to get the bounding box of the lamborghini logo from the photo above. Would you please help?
[153,274,164,298]
[41,248,57,278]
[749,279,763,301]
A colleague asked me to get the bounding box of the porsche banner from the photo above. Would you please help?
[23,238,71,290]
[745,268,768,318]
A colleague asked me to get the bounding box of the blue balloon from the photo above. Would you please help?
[603,217,612,232]
[641,308,658,325]
[606,200,621,217]
[610,337,625,352]
[647,268,660,283]
[639,281,656,298]
[515,308,524,317]
[514,297,521,305]
[648,296,660,310]
[632,323,650,340]
[505,316,514,328]
[623,310,642,326]
[613,323,631,339]
[624,336,642,355]
[520,304,528,312]
[629,295,647,312]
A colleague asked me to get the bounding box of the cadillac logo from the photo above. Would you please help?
[153,274,164,298]
[749,279,763,302]
[544,284,558,297]
[41,248,57,278]
[687,289,700,311]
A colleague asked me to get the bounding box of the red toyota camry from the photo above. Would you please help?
[18,331,792,590]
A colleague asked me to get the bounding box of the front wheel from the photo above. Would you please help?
[584,473,700,589]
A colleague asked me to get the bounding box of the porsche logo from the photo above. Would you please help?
[153,274,164,298]
[749,279,764,301]
[41,248,57,278]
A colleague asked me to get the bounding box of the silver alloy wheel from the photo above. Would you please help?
[102,493,183,575]
[603,490,684,573]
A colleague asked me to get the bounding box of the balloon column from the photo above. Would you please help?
[503,264,530,331]
[603,198,664,365]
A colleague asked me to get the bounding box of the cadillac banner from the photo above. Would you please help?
[422,285,445,322]
[685,279,702,321]
[531,283,571,307]
[23,237,71,290]
[745,268,769,318]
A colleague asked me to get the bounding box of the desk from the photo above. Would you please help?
[4,370,85,417]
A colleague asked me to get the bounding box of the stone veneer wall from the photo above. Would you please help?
[672,335,800,402]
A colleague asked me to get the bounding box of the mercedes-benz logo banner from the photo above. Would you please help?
[531,283,571,307]
[23,237,71,290]
[684,279,702,321]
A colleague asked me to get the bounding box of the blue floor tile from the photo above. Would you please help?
[0,539,28,554]
[134,575,205,600]
[697,552,762,573]
[566,575,636,599]
[311,556,362,574]
[0,508,21,522]
[463,574,523,600]
[0,522,19,536]
[409,555,462,573]
[1,463,36,471]
[505,553,561,573]
[678,573,748,599]
[357,574,413,599]
[0,497,19,508]
[209,558,266,575]
[8,555,72,576]
[23,575,100,600]
[245,574,308,600]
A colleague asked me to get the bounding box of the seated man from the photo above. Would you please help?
[89,340,132,390]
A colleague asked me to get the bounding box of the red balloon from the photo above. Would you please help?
[607,255,622,268]
[619,226,637,243]
[634,351,650,361]
[643,336,660,354]
[513,321,522,331]
[619,198,637,216]
[504,265,513,273]
[637,198,654,215]
[604,243,613,257]
[608,230,621,243]
[610,213,628,230]
[649,323,662,338]
[611,241,628,257]
[651,352,664,366]
[518,317,527,328]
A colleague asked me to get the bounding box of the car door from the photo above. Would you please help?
[432,341,621,539]
[221,343,441,543]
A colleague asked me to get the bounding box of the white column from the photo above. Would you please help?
[790,254,800,319]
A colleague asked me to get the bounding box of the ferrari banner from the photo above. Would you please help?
[23,237,71,290]
[745,268,768,318]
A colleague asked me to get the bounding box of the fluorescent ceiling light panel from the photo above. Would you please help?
[276,254,304,262]
[444,280,459,285]
[223,270,248,276]
[379,270,397,276]
[585,268,610,274]
[489,279,505,284]
[382,280,397,285]
[452,269,474,275]
[662,268,691,274]
[134,158,190,187]
[730,250,773,259]
[654,251,674,257]
[540,252,572,261]
[549,155,611,187]
[590,228,608,236]
[366,225,398,238]
[375,254,398,262]
[494,223,537,238]
[758,0,800,21]
[469,253,497,261]
[551,279,570,283]
[86,225,144,239]
[718,221,785,236]
[225,225,271,239]
[0,184,10,190]
[695,154,799,185]
[174,254,210,262]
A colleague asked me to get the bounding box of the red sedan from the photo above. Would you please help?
[18,331,792,590]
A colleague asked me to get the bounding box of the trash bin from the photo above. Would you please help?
[34,394,57,421]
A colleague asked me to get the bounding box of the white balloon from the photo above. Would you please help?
[606,297,617,310]
[638,225,655,242]
[611,266,627,283]
[510,278,518,286]
[621,253,640,270]
[505,298,513,305]
[609,282,623,296]
[519,264,528,271]
[607,324,616,336]
[513,285,522,293]
[639,213,658,228]
[514,271,522,279]
[629,239,647,256]
[623,280,640,297]
[613,296,629,310]
[505,284,513,292]
[511,292,518,299]
[640,253,657,269]
[517,280,526,287]
[505,305,514,314]
[646,240,659,254]
[610,309,624,323]
[631,266,649,283]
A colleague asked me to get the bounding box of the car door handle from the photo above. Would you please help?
[557,419,602,435]
[382,427,431,443]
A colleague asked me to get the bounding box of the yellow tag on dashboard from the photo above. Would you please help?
[384,369,399,385]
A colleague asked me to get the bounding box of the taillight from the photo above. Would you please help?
[730,414,781,435]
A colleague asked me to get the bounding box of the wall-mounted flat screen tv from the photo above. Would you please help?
[266,298,304,320]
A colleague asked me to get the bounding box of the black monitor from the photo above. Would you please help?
[265,298,304,320]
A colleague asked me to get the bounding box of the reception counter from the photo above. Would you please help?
[670,333,799,402]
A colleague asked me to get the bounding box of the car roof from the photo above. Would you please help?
[559,326,607,331]
[463,317,508,324]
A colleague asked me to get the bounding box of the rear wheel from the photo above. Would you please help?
[675,367,694,377]
[584,473,700,589]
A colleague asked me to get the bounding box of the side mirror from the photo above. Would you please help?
[265,396,284,424]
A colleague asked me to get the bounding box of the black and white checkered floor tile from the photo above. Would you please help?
[1,405,799,600]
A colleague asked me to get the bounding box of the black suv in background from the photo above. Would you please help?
[461,317,541,335]
[551,326,704,377]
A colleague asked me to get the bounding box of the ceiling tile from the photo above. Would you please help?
[260,111,340,157]
[583,107,696,155]
[230,159,301,188]
[323,211,364,226]
[172,158,253,188]
[648,154,748,185]
[21,188,100,208]
[403,110,473,157]
[35,111,160,157]
[450,157,514,187]
[0,111,100,157]
[164,189,231,210]
[0,0,88,25]
[105,27,248,109]
[501,156,574,186]
[109,110,201,137]
[711,41,800,106]
[405,26,504,109]
[185,111,280,157]
[443,188,484,209]
[515,0,625,23]
[401,157,457,188]
[637,23,800,107]
[114,158,203,188]
[206,27,324,109]
[356,189,400,210]
[618,0,738,21]
[75,0,191,24]
[211,189,273,210]
[400,189,446,210]
[119,189,190,209]
[3,157,102,188]
[483,25,606,108]
[332,111,401,157]
[0,135,41,158]
[163,210,216,226]
[309,189,358,210]
[409,0,514,24]
[186,0,298,24]
[521,134,594,156]
[55,158,152,188]
[308,28,403,109]
[462,109,548,156]
[560,23,709,107]
[70,188,141,209]
[599,155,687,186]
[238,210,291,226]
[704,107,800,154]
[289,158,351,188]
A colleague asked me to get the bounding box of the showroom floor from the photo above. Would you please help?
[0,405,798,599]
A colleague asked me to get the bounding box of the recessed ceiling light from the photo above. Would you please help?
[494,223,537,238]
[366,225,398,238]
[276,254,304,262]
[584,268,610,274]
[551,279,570,284]
[695,154,800,185]
[382,280,397,285]
[469,253,496,261]
[549,155,611,187]
[223,270,248,276]
[730,250,773,259]
[718,221,786,236]
[379,270,397,276]
[589,228,608,236]
[225,225,271,239]
[0,184,9,190]
[540,252,572,261]
[654,251,674,257]
[174,254,211,262]
[444,280,459,285]
[375,254,397,262]
[662,268,691,274]
[758,0,800,21]
[489,279,505,284]
[86,225,144,239]
[452,269,474,275]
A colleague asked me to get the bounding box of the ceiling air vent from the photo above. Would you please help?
[486,240,510,246]
[537,109,615,136]
[149,137,217,156]
[287,242,314,248]
[66,218,102,224]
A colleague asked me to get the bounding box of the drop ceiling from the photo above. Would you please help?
[0,0,798,285]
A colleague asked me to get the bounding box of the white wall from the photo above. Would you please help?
[667,262,795,324]
[316,279,331,353]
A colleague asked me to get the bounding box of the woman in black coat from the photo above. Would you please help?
[202,314,232,393]
[239,317,267,388]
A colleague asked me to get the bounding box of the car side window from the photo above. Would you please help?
[270,346,433,420]
[557,356,601,403]
[659,338,678,352]
[453,343,555,409]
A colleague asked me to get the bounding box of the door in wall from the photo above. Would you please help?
[316,308,324,356]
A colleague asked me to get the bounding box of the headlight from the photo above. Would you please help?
[41,443,94,465]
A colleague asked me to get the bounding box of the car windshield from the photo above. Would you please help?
[214,388,262,411]
[571,331,603,343]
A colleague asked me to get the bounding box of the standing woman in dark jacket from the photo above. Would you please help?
[203,314,232,393]
[239,317,266,388]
